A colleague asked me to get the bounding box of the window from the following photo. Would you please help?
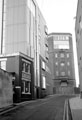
[22,62,25,72]
[56,71,59,76]
[55,62,58,66]
[68,71,70,76]
[67,62,70,66]
[77,29,79,34]
[61,71,65,76]
[60,53,64,58]
[79,16,81,23]
[25,82,30,93]
[55,53,58,58]
[67,53,69,58]
[66,36,69,40]
[22,81,25,93]
[0,61,6,70]
[22,61,30,73]
[46,46,48,51]
[42,61,45,70]
[22,81,30,94]
[53,40,69,49]
[42,76,46,89]
[26,63,30,73]
[60,62,65,67]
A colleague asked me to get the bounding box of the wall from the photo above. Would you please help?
[0,68,13,108]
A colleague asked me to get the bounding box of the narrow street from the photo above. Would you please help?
[0,95,75,120]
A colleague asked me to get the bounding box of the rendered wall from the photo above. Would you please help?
[0,69,13,108]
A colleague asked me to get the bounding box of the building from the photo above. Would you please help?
[48,33,75,94]
[0,0,53,98]
[75,0,82,95]
[0,0,3,54]
[0,52,34,102]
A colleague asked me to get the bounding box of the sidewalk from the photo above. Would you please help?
[69,96,82,120]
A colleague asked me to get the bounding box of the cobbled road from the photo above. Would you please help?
[0,95,75,120]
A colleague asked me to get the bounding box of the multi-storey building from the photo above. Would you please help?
[75,0,82,95]
[0,0,3,54]
[0,52,34,102]
[0,0,53,98]
[48,33,75,94]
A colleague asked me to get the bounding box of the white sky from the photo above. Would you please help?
[36,0,79,87]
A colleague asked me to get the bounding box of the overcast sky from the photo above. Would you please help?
[36,0,79,87]
[36,0,78,33]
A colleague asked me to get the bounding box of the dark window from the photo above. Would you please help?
[79,16,81,23]
[22,62,25,72]
[26,64,30,73]
[77,29,79,34]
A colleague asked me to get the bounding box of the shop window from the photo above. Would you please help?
[25,81,30,93]
[22,81,30,94]
[22,81,25,93]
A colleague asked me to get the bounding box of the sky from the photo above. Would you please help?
[36,0,79,87]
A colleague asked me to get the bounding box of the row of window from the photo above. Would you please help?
[55,61,70,66]
[55,53,69,58]
[54,35,69,41]
[56,71,71,76]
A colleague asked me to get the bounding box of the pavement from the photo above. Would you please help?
[69,95,82,120]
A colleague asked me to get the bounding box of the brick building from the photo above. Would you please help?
[0,52,34,102]
[48,33,75,94]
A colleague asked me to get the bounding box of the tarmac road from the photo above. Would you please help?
[0,95,75,120]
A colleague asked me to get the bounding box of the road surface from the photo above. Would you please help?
[0,95,75,120]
